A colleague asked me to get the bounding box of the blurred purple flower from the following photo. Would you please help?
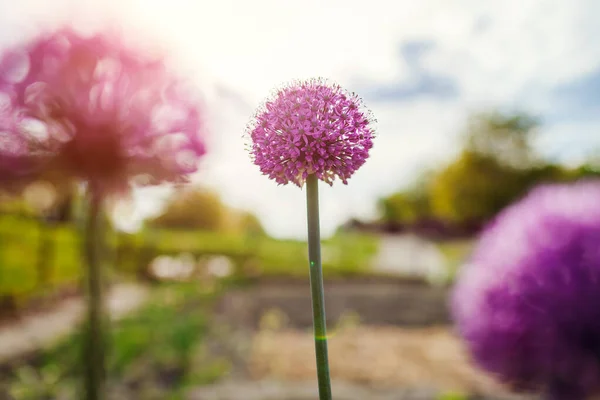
[0,28,207,193]
[452,180,600,399]
[0,89,43,191]
[245,78,375,187]
[0,93,26,188]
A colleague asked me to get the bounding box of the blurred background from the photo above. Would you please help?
[1,0,599,399]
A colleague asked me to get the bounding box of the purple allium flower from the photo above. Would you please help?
[452,180,600,399]
[0,28,207,193]
[245,78,375,187]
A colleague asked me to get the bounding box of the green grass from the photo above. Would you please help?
[0,213,381,312]
[2,282,225,400]
[124,227,380,279]
[247,232,379,278]
[437,391,469,400]
[142,229,249,256]
[436,239,475,280]
[0,216,81,304]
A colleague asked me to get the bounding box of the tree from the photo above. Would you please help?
[147,187,266,235]
[238,211,265,236]
[379,110,593,230]
[378,170,434,225]
[428,150,528,224]
[148,187,227,231]
[426,111,543,225]
[463,111,540,169]
[379,189,429,224]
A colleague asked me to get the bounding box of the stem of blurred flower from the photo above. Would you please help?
[36,219,52,290]
[306,174,333,400]
[83,185,107,400]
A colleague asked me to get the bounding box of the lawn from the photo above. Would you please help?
[254,232,379,278]
[0,215,82,309]
[0,213,381,313]
[115,227,380,279]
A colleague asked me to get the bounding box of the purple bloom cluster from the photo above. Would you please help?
[452,180,600,399]
[246,78,375,187]
[0,28,207,193]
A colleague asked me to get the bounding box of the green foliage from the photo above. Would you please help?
[463,111,539,169]
[148,188,226,231]
[249,232,378,277]
[429,150,528,223]
[142,228,249,256]
[0,197,35,216]
[378,171,434,225]
[0,216,81,303]
[380,190,430,224]
[238,211,265,236]
[437,390,468,400]
[137,228,379,278]
[0,212,120,308]
[147,187,265,236]
[8,365,75,400]
[2,283,222,399]
[379,110,600,227]
[0,210,380,311]
[429,111,541,223]
[569,163,600,180]
[326,233,379,276]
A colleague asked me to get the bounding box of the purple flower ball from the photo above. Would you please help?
[245,78,375,187]
[452,180,600,399]
[0,27,208,193]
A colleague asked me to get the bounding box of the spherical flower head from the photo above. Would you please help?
[0,27,207,193]
[452,180,600,399]
[0,90,37,191]
[245,78,375,187]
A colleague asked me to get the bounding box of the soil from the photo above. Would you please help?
[191,278,532,400]
[216,276,451,329]
[248,326,502,394]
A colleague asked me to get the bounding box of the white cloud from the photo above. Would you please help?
[535,121,600,166]
[417,0,600,105]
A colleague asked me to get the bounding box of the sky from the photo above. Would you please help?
[1,0,600,238]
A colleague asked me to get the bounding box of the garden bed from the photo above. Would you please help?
[0,277,527,399]
[200,277,527,400]
[215,276,452,329]
[0,282,222,400]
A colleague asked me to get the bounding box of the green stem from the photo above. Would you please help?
[83,186,107,400]
[306,174,333,400]
[36,219,53,290]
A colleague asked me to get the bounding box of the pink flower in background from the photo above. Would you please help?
[245,78,375,187]
[0,89,36,190]
[0,28,208,193]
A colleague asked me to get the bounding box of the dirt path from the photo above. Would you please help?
[248,327,499,393]
[188,379,440,400]
[0,283,149,362]
[188,325,531,400]
[193,278,531,400]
